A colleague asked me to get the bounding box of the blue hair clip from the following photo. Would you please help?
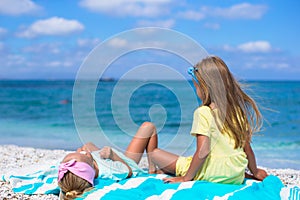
[188,67,200,85]
[188,67,201,105]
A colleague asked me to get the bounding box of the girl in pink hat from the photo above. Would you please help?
[58,122,158,200]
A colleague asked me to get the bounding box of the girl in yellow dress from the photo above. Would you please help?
[149,55,268,184]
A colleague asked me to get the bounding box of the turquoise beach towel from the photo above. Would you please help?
[1,165,60,195]
[1,165,299,200]
[79,174,287,200]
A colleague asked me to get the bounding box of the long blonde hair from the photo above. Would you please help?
[58,171,93,200]
[194,56,262,148]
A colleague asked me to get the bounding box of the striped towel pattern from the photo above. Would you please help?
[80,174,287,200]
[1,166,300,200]
[1,165,60,195]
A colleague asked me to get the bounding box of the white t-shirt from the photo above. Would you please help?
[91,148,146,180]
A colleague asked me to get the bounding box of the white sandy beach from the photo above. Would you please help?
[0,145,299,200]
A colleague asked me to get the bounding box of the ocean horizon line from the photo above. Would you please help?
[0,78,300,82]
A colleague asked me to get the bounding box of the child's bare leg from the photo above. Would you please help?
[124,122,158,173]
[150,148,178,175]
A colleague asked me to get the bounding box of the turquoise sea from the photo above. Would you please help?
[0,80,299,170]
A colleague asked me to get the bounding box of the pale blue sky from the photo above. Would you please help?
[0,0,299,80]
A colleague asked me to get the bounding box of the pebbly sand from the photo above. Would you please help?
[0,145,299,200]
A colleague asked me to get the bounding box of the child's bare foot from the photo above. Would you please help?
[148,170,156,174]
[154,169,164,174]
[148,167,165,174]
[148,164,157,174]
[148,160,165,174]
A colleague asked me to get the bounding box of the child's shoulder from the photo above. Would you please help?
[193,106,214,122]
[194,105,212,115]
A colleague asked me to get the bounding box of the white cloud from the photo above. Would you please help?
[22,43,61,54]
[79,0,171,17]
[77,38,100,47]
[17,17,84,38]
[137,19,175,28]
[244,61,289,70]
[204,3,268,20]
[237,41,272,53]
[0,42,4,51]
[108,38,128,48]
[276,63,289,69]
[0,0,42,16]
[176,3,267,23]
[0,27,8,36]
[46,61,73,68]
[222,44,234,51]
[177,10,205,21]
[5,54,26,66]
[204,23,220,30]
[221,41,273,53]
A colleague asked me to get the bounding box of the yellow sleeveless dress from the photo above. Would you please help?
[176,106,248,184]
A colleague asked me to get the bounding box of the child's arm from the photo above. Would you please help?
[163,135,210,183]
[244,141,268,180]
[100,146,133,178]
[183,135,210,181]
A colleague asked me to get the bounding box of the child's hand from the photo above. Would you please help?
[76,147,83,153]
[76,146,90,153]
[253,168,268,181]
[76,142,98,153]
[99,146,112,159]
